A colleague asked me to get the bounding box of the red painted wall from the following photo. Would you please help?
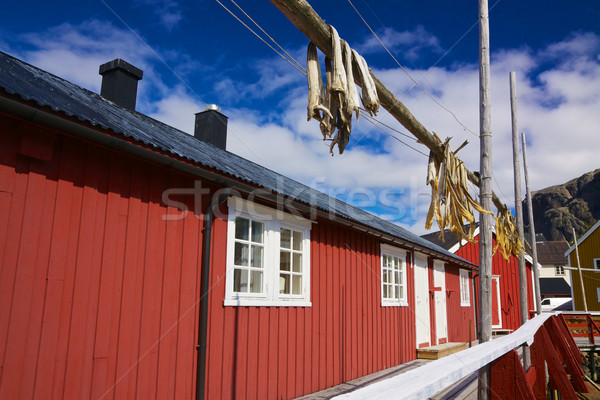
[0,113,474,400]
[457,234,533,331]
[444,264,477,343]
[0,115,206,399]
[204,218,421,399]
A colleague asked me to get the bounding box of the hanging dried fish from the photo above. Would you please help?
[425,135,493,242]
[342,40,360,122]
[494,208,524,261]
[329,25,347,95]
[306,41,332,125]
[352,49,379,116]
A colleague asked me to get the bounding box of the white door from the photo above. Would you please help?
[414,254,430,347]
[433,260,448,343]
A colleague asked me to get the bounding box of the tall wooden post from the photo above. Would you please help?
[573,227,588,312]
[521,132,542,314]
[478,0,492,398]
[510,72,528,325]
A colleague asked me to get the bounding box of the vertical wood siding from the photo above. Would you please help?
[570,227,600,311]
[0,116,205,399]
[444,264,476,342]
[457,235,529,331]
[1,113,474,400]
[204,219,419,399]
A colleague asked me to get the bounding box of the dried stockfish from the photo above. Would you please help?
[343,40,360,122]
[306,41,332,125]
[352,49,379,116]
[425,135,493,242]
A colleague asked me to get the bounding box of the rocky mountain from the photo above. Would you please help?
[523,168,600,242]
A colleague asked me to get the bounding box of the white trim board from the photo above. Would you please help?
[332,313,557,400]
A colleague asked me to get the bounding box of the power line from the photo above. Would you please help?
[346,0,479,138]
[360,112,429,157]
[215,0,307,76]
[226,0,307,74]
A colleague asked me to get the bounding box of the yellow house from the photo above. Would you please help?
[566,219,600,311]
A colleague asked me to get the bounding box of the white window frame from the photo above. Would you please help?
[459,269,470,307]
[380,244,408,307]
[224,197,311,307]
[594,258,600,271]
[555,265,565,276]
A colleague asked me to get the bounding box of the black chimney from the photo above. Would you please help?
[194,105,228,150]
[99,59,143,111]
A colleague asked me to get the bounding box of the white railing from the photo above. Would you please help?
[333,312,557,400]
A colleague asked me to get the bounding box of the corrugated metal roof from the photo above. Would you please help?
[0,51,471,265]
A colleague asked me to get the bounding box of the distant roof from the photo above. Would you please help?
[0,51,472,267]
[536,241,569,264]
[539,278,571,296]
[420,229,464,252]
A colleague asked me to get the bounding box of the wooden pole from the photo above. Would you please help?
[478,0,492,398]
[510,72,531,369]
[267,0,508,214]
[510,72,528,325]
[521,132,542,314]
[573,227,588,312]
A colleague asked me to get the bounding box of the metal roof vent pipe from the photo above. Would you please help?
[194,105,228,150]
[99,59,143,111]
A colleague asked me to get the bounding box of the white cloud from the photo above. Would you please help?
[8,20,599,237]
[134,0,183,31]
[355,26,443,62]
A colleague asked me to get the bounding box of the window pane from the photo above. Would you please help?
[394,257,400,270]
[292,231,303,251]
[251,221,264,243]
[235,217,249,240]
[234,242,249,266]
[383,285,388,299]
[280,251,291,271]
[281,228,291,249]
[233,269,248,293]
[292,253,302,272]
[251,245,263,268]
[280,273,290,294]
[292,275,302,295]
[395,271,400,286]
[382,270,388,284]
[250,270,262,293]
[390,285,397,299]
[398,286,404,299]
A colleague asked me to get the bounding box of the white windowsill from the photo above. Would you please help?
[224,298,312,307]
[381,301,409,307]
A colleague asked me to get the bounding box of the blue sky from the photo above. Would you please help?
[2,0,599,233]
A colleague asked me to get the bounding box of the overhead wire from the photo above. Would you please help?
[216,0,433,160]
[215,0,307,77]
[226,0,307,74]
[346,0,479,139]
[348,0,517,210]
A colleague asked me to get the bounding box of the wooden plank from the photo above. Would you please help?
[246,306,259,400]
[417,343,468,360]
[50,140,86,400]
[112,163,148,399]
[33,136,76,399]
[174,207,200,400]
[134,167,168,400]
[257,307,270,399]
[277,308,287,399]
[538,326,578,400]
[89,153,130,399]
[156,174,185,399]
[267,308,278,399]
[490,349,535,400]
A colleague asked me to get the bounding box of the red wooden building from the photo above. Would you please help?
[0,52,475,399]
[423,226,538,332]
